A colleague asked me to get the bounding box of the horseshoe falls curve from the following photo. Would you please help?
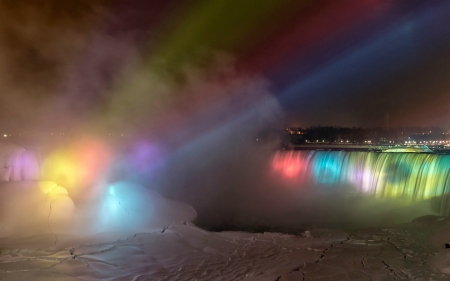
[272,150,450,215]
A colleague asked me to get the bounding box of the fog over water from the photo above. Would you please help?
[0,1,445,236]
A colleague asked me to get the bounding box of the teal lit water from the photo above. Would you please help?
[272,150,450,215]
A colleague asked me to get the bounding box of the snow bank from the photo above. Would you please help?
[82,181,197,234]
[0,181,74,236]
[0,180,196,237]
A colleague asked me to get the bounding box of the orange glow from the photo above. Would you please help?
[42,137,112,201]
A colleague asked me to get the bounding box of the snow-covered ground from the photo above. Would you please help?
[0,218,450,281]
[1,180,450,280]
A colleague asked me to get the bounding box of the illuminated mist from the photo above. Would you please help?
[1,0,450,236]
[0,53,285,235]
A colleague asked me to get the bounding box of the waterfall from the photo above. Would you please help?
[272,150,450,214]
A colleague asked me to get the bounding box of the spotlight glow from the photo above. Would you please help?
[42,137,112,201]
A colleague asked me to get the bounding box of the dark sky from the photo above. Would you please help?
[0,0,449,133]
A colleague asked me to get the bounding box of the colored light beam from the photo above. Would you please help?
[277,1,450,109]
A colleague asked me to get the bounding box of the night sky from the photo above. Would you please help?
[0,0,450,133]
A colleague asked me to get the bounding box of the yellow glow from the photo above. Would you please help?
[41,137,112,201]
[38,181,69,196]
[42,149,85,193]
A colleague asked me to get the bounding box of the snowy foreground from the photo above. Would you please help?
[1,185,450,281]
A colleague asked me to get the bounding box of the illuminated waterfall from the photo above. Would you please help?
[272,150,450,214]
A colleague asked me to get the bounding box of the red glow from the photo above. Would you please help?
[272,152,308,179]
[241,0,391,74]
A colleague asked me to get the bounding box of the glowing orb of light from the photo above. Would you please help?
[98,181,197,231]
[129,141,163,172]
[42,137,112,201]
[41,149,85,193]
[100,182,152,230]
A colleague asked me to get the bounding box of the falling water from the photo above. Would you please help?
[272,150,450,215]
